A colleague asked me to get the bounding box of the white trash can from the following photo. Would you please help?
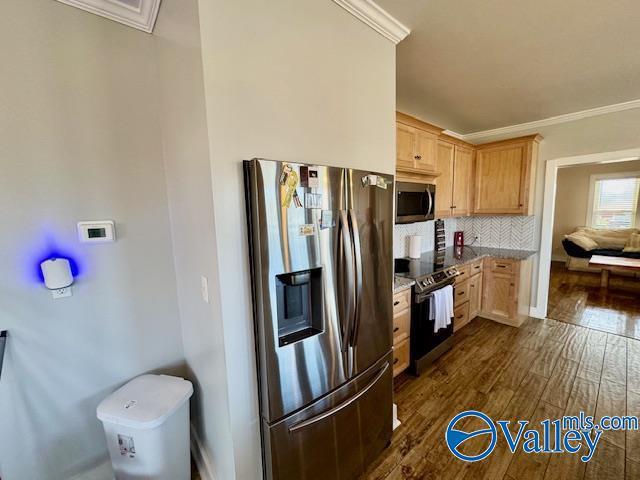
[97,374,194,480]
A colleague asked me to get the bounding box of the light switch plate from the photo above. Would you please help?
[201,276,210,304]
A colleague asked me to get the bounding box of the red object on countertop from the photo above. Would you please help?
[454,231,464,247]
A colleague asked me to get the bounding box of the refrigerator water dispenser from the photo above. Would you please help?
[276,267,323,346]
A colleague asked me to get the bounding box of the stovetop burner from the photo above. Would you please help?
[395,257,459,294]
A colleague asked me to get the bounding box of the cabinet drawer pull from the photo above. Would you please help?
[393,300,400,306]
[458,291,465,296]
[496,264,508,268]
[393,358,399,365]
[414,155,422,160]
[474,265,481,269]
[393,326,400,333]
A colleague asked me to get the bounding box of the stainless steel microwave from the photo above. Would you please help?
[395,182,436,224]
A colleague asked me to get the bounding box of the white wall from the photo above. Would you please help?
[471,108,640,304]
[196,0,397,477]
[0,1,184,479]
[552,160,640,258]
[153,1,236,479]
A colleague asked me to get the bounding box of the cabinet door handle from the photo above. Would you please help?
[393,358,399,365]
[393,300,400,306]
[458,291,465,296]
[519,203,524,207]
[393,326,400,333]
[414,155,422,160]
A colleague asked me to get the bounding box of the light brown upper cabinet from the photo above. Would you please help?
[452,146,473,217]
[395,112,542,217]
[435,141,454,217]
[435,141,474,218]
[473,135,541,216]
[395,112,442,177]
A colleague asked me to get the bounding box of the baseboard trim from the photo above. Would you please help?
[191,424,216,480]
[68,459,114,480]
[529,306,546,319]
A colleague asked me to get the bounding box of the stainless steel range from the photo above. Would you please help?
[395,258,459,375]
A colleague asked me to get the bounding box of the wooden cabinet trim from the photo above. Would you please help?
[396,112,445,135]
[393,309,411,344]
[475,134,543,150]
[393,289,411,315]
[392,338,410,377]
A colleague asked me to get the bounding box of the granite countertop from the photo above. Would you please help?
[393,276,415,293]
[395,246,538,282]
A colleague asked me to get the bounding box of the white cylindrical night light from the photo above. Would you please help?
[40,258,74,290]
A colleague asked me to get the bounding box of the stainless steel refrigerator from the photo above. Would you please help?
[244,159,394,480]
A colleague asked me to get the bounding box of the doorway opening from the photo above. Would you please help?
[537,150,640,338]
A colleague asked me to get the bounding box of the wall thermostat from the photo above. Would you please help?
[77,220,116,243]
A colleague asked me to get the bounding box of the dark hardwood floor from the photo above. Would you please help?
[547,261,640,340]
[364,317,640,480]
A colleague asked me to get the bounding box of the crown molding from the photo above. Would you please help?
[55,0,161,33]
[333,0,410,44]
[441,129,464,140]
[459,98,640,142]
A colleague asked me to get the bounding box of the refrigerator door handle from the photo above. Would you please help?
[337,210,356,352]
[288,361,389,433]
[348,209,363,348]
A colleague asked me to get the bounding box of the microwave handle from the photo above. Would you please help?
[425,188,433,217]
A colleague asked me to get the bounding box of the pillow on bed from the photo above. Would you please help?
[565,232,599,251]
[623,233,640,252]
[576,227,637,250]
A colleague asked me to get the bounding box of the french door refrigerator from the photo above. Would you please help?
[244,159,394,480]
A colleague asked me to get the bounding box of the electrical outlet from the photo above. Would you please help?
[52,287,72,299]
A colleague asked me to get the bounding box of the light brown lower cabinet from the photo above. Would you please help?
[480,257,533,327]
[453,255,532,332]
[392,289,411,377]
[392,338,410,377]
[453,302,470,332]
[468,272,483,319]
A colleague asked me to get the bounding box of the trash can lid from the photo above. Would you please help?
[97,374,193,429]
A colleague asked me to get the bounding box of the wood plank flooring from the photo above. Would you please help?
[547,261,640,339]
[363,317,640,480]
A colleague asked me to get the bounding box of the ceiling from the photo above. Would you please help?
[377,0,640,134]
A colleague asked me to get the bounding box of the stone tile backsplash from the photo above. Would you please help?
[456,216,536,250]
[393,218,457,258]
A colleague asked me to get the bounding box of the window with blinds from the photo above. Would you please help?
[590,175,640,228]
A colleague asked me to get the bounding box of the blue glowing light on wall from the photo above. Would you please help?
[35,252,80,284]
[26,234,83,286]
